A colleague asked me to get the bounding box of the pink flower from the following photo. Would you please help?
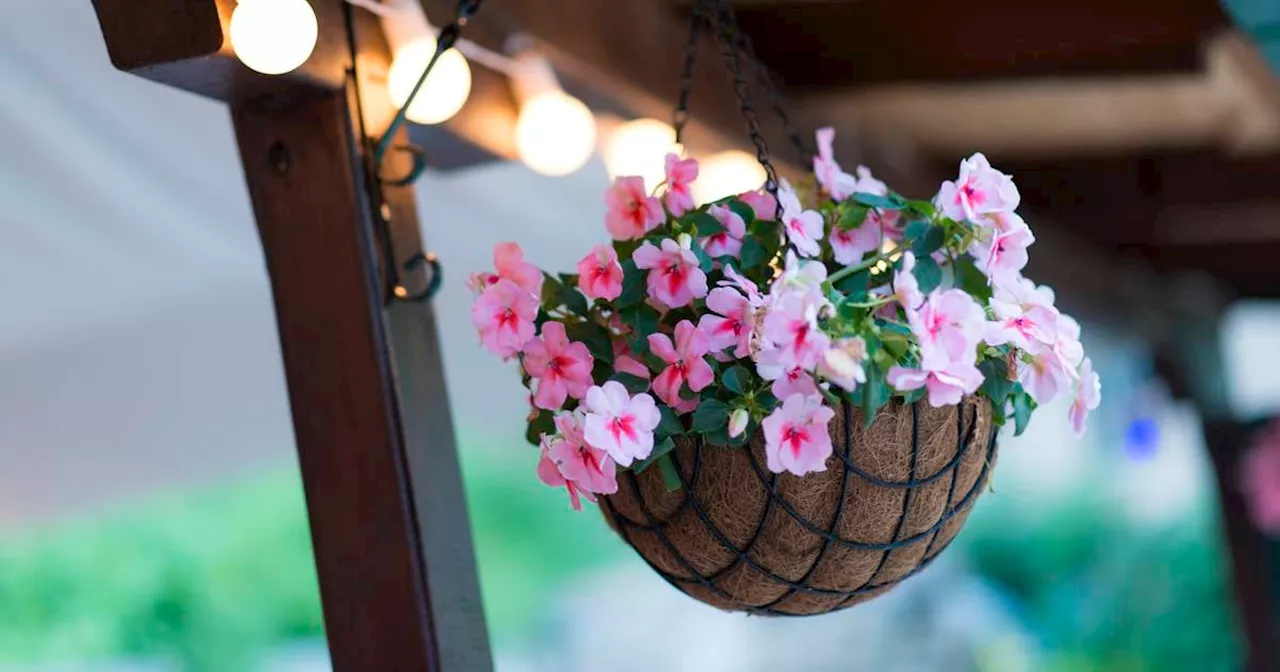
[663,153,699,216]
[701,205,746,258]
[986,301,1058,354]
[974,214,1034,281]
[888,354,984,407]
[892,251,924,311]
[758,363,818,400]
[762,393,836,476]
[908,289,985,366]
[829,216,881,266]
[760,293,830,371]
[471,279,538,359]
[576,244,624,302]
[583,381,661,467]
[778,181,824,257]
[813,127,856,200]
[720,264,766,308]
[536,441,595,511]
[853,166,902,237]
[522,322,595,410]
[632,238,708,309]
[817,337,868,391]
[770,250,829,310]
[1054,314,1086,374]
[1016,350,1072,405]
[1240,421,1280,534]
[698,287,755,358]
[648,320,714,412]
[467,241,543,297]
[605,176,664,240]
[1068,358,1101,438]
[739,189,778,221]
[936,152,1020,223]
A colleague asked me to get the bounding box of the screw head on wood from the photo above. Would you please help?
[268,141,291,174]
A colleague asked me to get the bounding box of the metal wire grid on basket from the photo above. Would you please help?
[601,402,998,616]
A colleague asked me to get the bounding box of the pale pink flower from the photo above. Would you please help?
[888,354,984,407]
[813,127,856,200]
[1239,421,1280,534]
[632,238,708,309]
[583,381,661,467]
[648,320,714,412]
[536,441,595,512]
[522,322,595,410]
[1068,357,1101,438]
[728,408,750,438]
[817,337,868,391]
[778,181,825,258]
[770,250,829,310]
[992,272,1056,313]
[664,153,699,216]
[936,152,1020,223]
[1054,314,1086,374]
[853,166,902,237]
[892,251,924,311]
[720,264,766,308]
[762,393,836,476]
[613,348,652,383]
[986,301,1058,355]
[1017,350,1072,405]
[701,204,746,258]
[471,279,538,359]
[467,241,543,297]
[760,293,830,371]
[739,189,778,221]
[757,362,819,400]
[829,216,881,265]
[908,289,985,365]
[975,214,1034,281]
[605,175,664,240]
[698,287,755,358]
[576,244,624,302]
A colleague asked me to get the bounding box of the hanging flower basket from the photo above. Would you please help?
[467,1,1101,616]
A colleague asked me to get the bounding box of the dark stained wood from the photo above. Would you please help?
[232,89,443,671]
[731,0,1230,87]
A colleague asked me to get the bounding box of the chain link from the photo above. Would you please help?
[709,0,778,202]
[721,2,810,167]
[672,1,705,146]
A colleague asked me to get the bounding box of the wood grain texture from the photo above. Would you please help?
[232,90,442,671]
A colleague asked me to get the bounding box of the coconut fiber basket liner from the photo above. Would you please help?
[600,396,998,616]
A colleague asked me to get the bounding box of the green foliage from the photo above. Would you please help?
[634,437,676,474]
[913,255,943,293]
[565,321,613,365]
[690,398,729,433]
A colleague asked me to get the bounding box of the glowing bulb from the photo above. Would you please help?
[603,118,681,189]
[388,37,472,125]
[515,91,597,176]
[230,0,318,76]
[693,150,767,204]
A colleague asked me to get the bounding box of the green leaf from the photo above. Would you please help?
[852,192,904,210]
[692,240,714,273]
[979,357,1014,406]
[657,405,685,439]
[524,410,555,446]
[616,259,645,308]
[612,372,651,394]
[540,272,564,308]
[913,255,943,294]
[906,199,936,218]
[727,200,755,225]
[722,365,750,395]
[837,203,870,231]
[690,211,726,237]
[740,236,767,270]
[911,225,946,257]
[904,219,930,243]
[658,453,683,492]
[1011,389,1036,436]
[691,398,730,433]
[612,238,639,261]
[954,256,993,304]
[557,286,589,316]
[834,269,870,300]
[899,387,925,405]
[861,361,890,428]
[591,361,614,386]
[819,385,842,407]
[634,436,676,474]
[565,322,613,365]
[620,304,659,354]
[557,272,580,287]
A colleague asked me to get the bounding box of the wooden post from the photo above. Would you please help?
[88,2,491,669]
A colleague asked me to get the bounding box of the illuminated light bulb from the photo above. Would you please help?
[230,0,318,76]
[603,118,681,188]
[692,150,768,204]
[510,51,596,176]
[388,37,473,124]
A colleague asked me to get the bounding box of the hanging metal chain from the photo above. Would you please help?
[672,1,706,146]
[720,1,810,167]
[708,0,779,202]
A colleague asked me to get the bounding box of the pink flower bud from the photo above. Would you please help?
[728,408,750,439]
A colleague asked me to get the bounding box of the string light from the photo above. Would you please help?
[230,0,318,76]
[510,51,596,176]
[692,150,766,204]
[602,118,681,189]
[377,0,472,125]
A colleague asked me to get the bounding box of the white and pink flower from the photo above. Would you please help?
[760,292,830,371]
[522,322,595,410]
[758,363,819,400]
[891,251,924,311]
[649,320,714,413]
[813,127,856,201]
[701,204,746,258]
[818,337,868,392]
[887,353,984,407]
[576,244,624,302]
[1068,357,1101,437]
[467,241,543,297]
[632,238,708,309]
[471,278,538,359]
[907,289,985,366]
[738,189,777,221]
[698,287,756,358]
[605,175,664,240]
[936,152,1020,223]
[762,393,836,476]
[778,181,825,257]
[583,381,662,467]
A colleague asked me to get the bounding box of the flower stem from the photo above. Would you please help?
[843,296,893,309]
[825,243,904,287]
